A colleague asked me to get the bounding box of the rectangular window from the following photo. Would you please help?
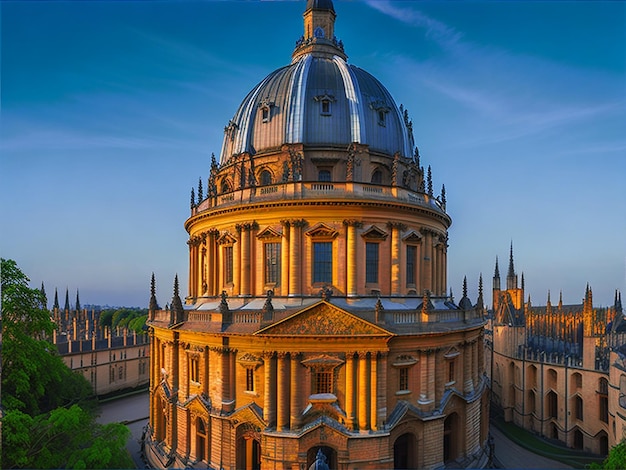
[264,242,281,285]
[246,368,254,392]
[576,396,584,421]
[314,370,333,394]
[406,245,417,286]
[313,242,332,284]
[399,367,409,391]
[224,246,234,284]
[190,357,200,383]
[365,242,379,284]
[448,360,455,383]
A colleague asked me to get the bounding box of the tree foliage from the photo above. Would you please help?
[591,440,626,470]
[1,259,132,469]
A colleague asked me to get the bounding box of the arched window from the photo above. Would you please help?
[575,395,583,421]
[547,390,558,418]
[259,169,272,186]
[221,179,232,194]
[371,169,382,184]
[599,378,609,423]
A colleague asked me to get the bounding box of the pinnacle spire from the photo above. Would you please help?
[64,288,70,311]
[53,288,59,310]
[149,273,160,312]
[75,289,81,312]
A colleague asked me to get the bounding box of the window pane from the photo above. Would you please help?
[313,242,332,283]
[366,242,379,284]
[318,170,331,182]
[406,245,416,285]
[265,242,281,285]
[224,246,233,284]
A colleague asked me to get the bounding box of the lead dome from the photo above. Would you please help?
[220,0,414,166]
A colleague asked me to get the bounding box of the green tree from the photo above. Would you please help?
[98,309,114,328]
[591,440,626,469]
[1,259,132,469]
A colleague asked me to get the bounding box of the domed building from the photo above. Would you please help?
[145,1,490,468]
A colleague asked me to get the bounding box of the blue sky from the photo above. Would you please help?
[2,0,625,309]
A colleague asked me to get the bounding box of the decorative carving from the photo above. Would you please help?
[361,225,388,240]
[342,219,362,228]
[257,303,391,336]
[305,223,338,239]
[320,286,333,301]
[256,227,282,239]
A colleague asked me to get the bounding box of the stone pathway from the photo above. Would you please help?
[491,426,572,469]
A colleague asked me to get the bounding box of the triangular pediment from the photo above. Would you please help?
[361,225,388,240]
[305,223,338,239]
[256,226,282,240]
[185,395,210,420]
[255,301,391,337]
[217,232,237,245]
[403,231,423,243]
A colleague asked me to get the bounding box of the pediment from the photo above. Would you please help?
[256,226,282,240]
[185,395,210,420]
[255,301,391,337]
[444,347,460,359]
[361,225,388,240]
[403,231,423,243]
[305,223,338,239]
[217,232,237,245]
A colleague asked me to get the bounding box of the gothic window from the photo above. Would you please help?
[313,369,333,394]
[365,242,379,284]
[371,169,382,184]
[599,378,609,423]
[406,245,417,286]
[224,245,234,284]
[528,390,536,414]
[318,169,332,182]
[246,368,255,392]
[399,367,409,391]
[547,390,558,418]
[313,242,332,284]
[575,396,583,421]
[264,242,281,285]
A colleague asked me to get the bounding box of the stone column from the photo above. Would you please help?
[345,220,359,297]
[345,352,356,430]
[203,348,209,397]
[240,224,251,296]
[390,224,402,296]
[472,340,479,388]
[358,352,370,431]
[233,230,241,295]
[263,352,276,426]
[281,221,290,296]
[464,342,474,395]
[370,353,378,430]
[377,352,387,427]
[290,353,301,430]
[432,240,439,295]
[276,352,290,431]
[288,221,305,297]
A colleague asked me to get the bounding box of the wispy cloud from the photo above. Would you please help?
[364,0,462,49]
[365,2,625,147]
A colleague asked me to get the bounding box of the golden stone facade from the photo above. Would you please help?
[145,1,490,468]
[488,247,624,457]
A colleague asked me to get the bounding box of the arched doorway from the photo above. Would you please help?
[599,432,609,456]
[195,417,207,462]
[393,432,418,469]
[573,429,584,449]
[444,413,460,463]
[307,446,336,470]
[235,424,261,470]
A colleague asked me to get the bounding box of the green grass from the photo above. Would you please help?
[492,416,604,468]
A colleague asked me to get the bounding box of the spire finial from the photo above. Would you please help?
[149,273,160,312]
[507,241,515,278]
[169,274,184,326]
[494,256,500,278]
[64,287,70,312]
[75,289,81,312]
[53,288,59,310]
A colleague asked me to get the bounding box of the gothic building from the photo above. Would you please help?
[145,1,489,468]
[50,288,150,396]
[488,245,624,456]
